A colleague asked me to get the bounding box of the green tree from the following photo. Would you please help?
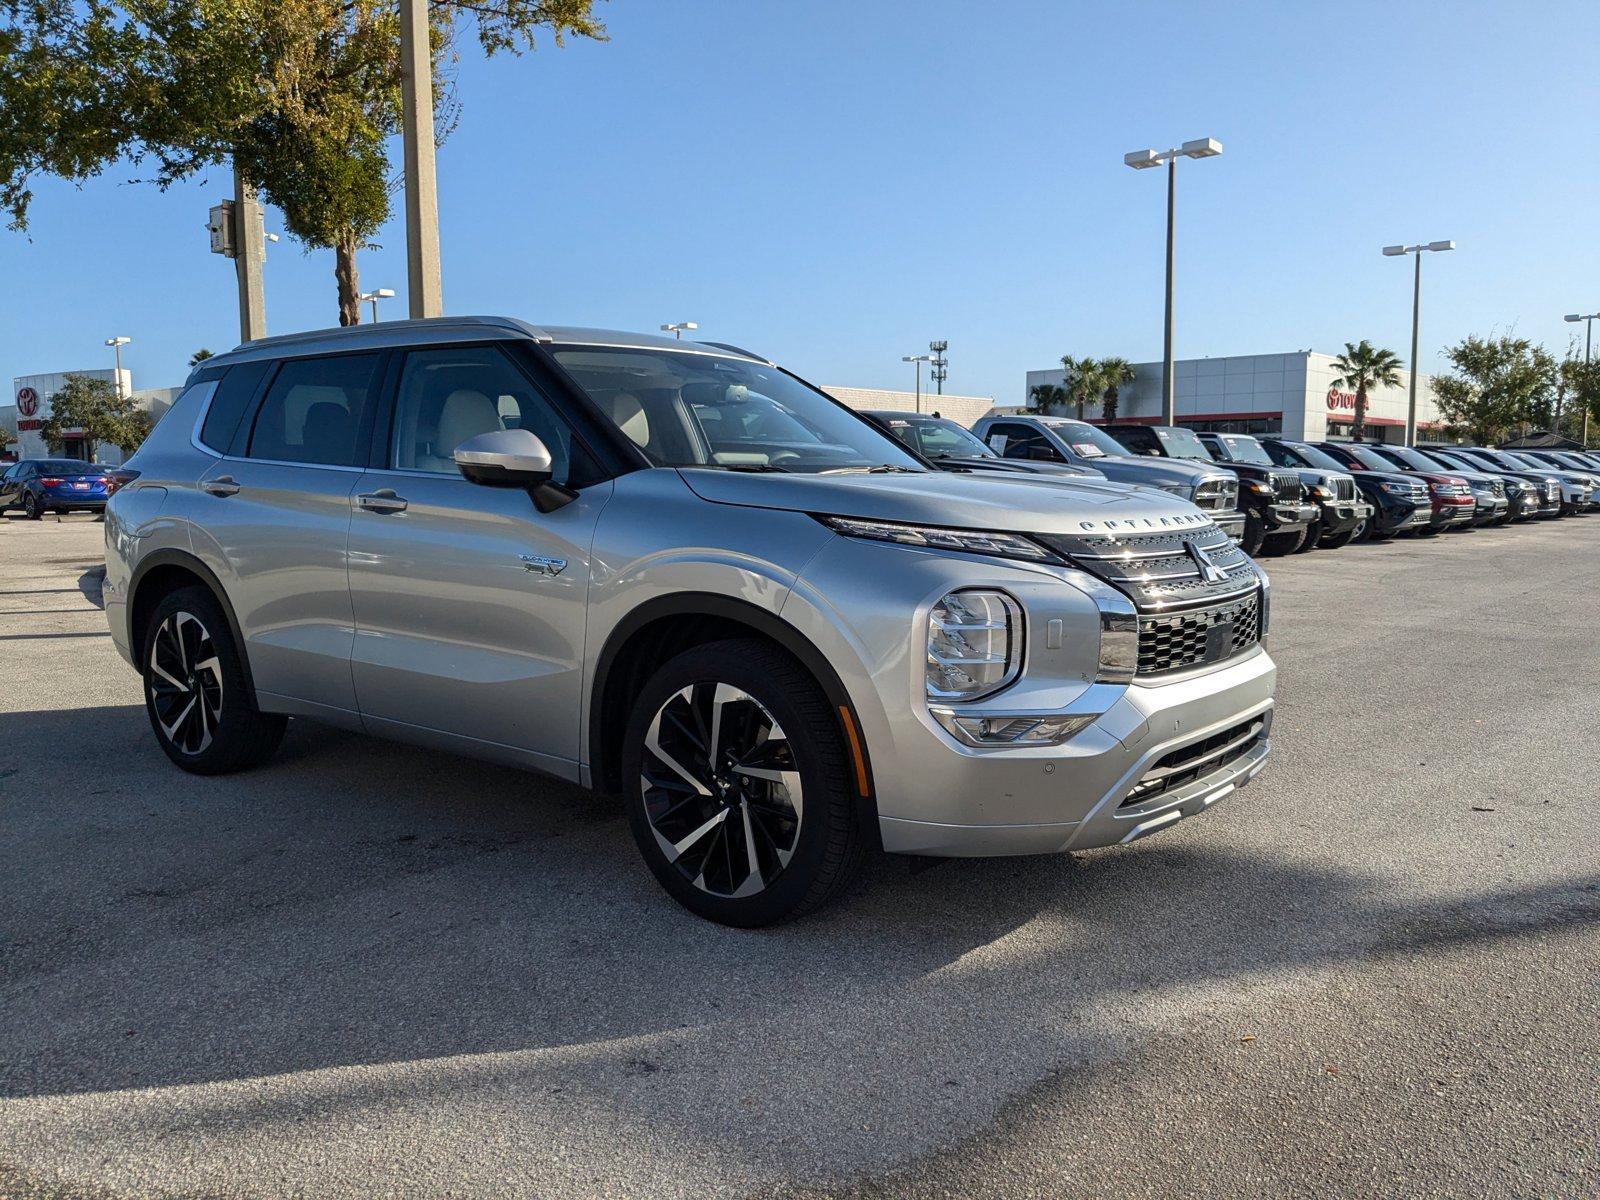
[1028,383,1067,414]
[1329,340,1403,443]
[1098,357,1135,421]
[1,1,607,326]
[1059,356,1105,421]
[1432,335,1557,445]
[188,348,215,368]
[1556,355,1600,444]
[38,374,153,461]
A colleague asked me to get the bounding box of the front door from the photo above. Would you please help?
[192,350,384,715]
[347,344,611,779]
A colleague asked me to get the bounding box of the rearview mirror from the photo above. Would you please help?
[454,428,576,513]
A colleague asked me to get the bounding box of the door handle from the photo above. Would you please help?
[203,475,240,497]
[357,489,408,514]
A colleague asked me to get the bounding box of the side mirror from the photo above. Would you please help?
[454,428,576,513]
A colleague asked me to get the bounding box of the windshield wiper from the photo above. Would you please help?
[867,464,919,473]
[719,463,791,473]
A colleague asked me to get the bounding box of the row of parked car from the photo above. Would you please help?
[865,411,1597,556]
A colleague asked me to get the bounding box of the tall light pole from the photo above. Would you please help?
[660,322,699,340]
[400,0,443,319]
[1382,240,1454,444]
[359,288,396,323]
[902,354,931,412]
[104,337,131,398]
[929,340,948,395]
[1124,137,1223,425]
[1568,311,1598,445]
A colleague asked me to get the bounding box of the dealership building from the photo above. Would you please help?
[1024,350,1444,443]
[4,370,180,465]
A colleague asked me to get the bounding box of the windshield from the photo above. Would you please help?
[1497,451,1542,470]
[1380,445,1448,472]
[551,347,923,473]
[1281,442,1346,472]
[1342,445,1397,472]
[881,416,996,460]
[1214,435,1273,466]
[1041,420,1127,459]
[1154,427,1213,461]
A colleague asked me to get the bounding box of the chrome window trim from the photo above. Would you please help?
[186,381,223,458]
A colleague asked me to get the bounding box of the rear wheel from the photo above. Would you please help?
[142,586,285,775]
[622,638,867,927]
[22,492,42,520]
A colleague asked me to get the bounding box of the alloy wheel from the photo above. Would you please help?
[148,611,225,755]
[640,682,803,899]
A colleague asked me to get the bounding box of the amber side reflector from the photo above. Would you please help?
[837,706,870,798]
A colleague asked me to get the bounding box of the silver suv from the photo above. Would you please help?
[104,318,1277,925]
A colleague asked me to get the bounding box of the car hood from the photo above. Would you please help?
[1090,456,1226,489]
[676,467,1216,536]
[940,457,1107,480]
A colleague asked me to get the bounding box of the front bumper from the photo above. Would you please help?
[1267,502,1318,531]
[877,646,1277,856]
[1429,501,1476,528]
[1374,499,1432,533]
[1315,498,1373,535]
[1210,509,1246,542]
[1468,496,1508,525]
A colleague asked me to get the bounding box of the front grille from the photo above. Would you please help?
[1435,482,1472,499]
[1193,476,1239,512]
[1334,476,1357,501]
[1137,592,1261,677]
[1490,479,1505,499]
[1037,526,1259,612]
[1271,471,1303,502]
[1121,715,1268,808]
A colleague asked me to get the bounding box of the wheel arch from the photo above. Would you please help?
[588,593,877,832]
[128,550,256,695]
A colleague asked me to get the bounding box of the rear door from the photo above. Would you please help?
[346,343,612,777]
[192,351,384,715]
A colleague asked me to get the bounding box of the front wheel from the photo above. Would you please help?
[1239,511,1267,556]
[1295,521,1323,553]
[142,586,286,775]
[1260,528,1305,556]
[1319,527,1355,549]
[622,639,867,927]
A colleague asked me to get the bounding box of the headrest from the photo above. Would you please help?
[437,389,502,455]
[609,392,649,447]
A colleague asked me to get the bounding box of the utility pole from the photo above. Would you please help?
[232,171,267,342]
[400,0,443,319]
[1566,313,1597,446]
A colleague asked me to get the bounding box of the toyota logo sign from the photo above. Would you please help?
[16,386,39,417]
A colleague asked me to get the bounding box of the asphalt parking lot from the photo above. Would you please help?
[2,513,1596,1199]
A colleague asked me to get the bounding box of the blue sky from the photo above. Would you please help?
[2,0,1596,404]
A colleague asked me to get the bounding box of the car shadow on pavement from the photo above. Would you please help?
[3,704,1598,1129]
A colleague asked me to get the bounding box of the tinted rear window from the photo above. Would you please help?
[246,354,381,467]
[36,460,106,474]
[200,361,272,453]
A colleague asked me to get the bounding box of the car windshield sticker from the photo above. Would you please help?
[1073,442,1106,458]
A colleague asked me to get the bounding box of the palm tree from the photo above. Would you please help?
[188,348,214,368]
[1061,355,1106,421]
[1099,357,1135,421]
[1329,340,1403,443]
[1028,383,1069,414]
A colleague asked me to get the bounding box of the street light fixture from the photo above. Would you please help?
[1382,240,1455,444]
[902,354,932,413]
[1123,136,1224,424]
[358,288,396,323]
[661,322,699,340]
[1566,312,1599,444]
[104,336,132,399]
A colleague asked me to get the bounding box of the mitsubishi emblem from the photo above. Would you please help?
[1186,540,1229,583]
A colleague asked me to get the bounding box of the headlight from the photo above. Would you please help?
[927,589,1020,701]
[1311,484,1334,500]
[822,516,1055,563]
[1160,484,1189,496]
[1378,480,1412,494]
[1249,481,1273,495]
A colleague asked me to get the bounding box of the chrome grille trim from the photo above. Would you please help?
[1038,527,1262,613]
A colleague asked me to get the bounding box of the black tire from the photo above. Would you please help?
[1319,527,1355,549]
[1239,511,1267,556]
[141,585,286,775]
[1260,528,1305,556]
[621,638,867,927]
[23,492,42,520]
[1417,525,1440,537]
[1295,521,1323,553]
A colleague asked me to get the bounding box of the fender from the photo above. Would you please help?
[127,549,258,697]
[588,591,876,816]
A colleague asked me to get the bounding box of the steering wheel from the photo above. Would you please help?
[769,451,803,467]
